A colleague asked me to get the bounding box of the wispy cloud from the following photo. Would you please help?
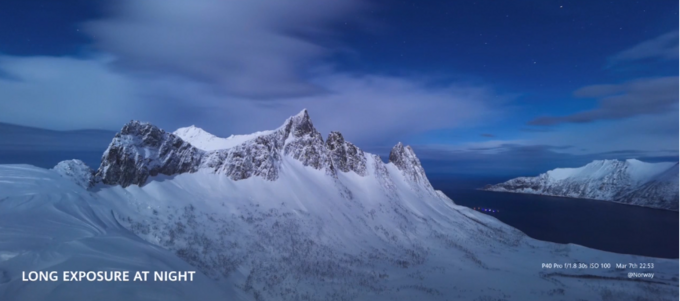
[181,72,508,146]
[530,110,678,155]
[85,0,367,99]
[529,76,678,125]
[0,0,509,147]
[415,143,590,176]
[0,55,142,130]
[609,31,679,65]
[0,56,508,146]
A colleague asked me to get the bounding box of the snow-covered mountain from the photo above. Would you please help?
[618,163,679,210]
[0,110,677,301]
[52,159,94,188]
[173,125,274,151]
[484,159,679,210]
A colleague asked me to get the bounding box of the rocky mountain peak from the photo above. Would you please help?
[279,109,335,175]
[326,131,367,176]
[388,142,413,169]
[118,120,166,147]
[389,142,432,189]
[94,121,204,187]
[285,109,317,139]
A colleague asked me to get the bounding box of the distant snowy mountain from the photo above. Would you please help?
[484,159,679,210]
[618,163,679,210]
[0,110,677,301]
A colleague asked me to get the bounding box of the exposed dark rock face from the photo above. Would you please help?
[281,110,335,177]
[94,121,204,187]
[202,133,284,181]
[326,131,367,176]
[389,143,433,190]
[94,110,337,186]
[202,109,334,181]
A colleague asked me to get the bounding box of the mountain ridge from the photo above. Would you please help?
[172,125,274,151]
[484,159,679,210]
[92,109,432,194]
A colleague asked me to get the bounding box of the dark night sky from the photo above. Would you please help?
[0,0,677,176]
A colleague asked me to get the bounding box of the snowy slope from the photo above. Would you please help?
[0,110,677,301]
[618,163,679,210]
[485,159,679,210]
[173,125,273,151]
[0,165,241,301]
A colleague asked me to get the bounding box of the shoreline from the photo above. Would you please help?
[475,188,679,213]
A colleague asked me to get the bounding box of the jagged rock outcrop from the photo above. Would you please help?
[52,159,94,188]
[202,133,284,181]
[485,159,679,211]
[281,110,335,176]
[389,142,433,190]
[326,131,367,176]
[92,110,435,192]
[93,110,335,186]
[202,109,334,181]
[94,121,204,187]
